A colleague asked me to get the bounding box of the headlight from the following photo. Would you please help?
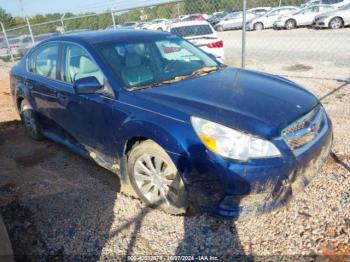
[191,116,281,161]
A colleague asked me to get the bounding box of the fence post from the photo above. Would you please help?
[111,9,116,29]
[0,23,14,62]
[241,0,246,68]
[61,13,66,33]
[17,0,35,43]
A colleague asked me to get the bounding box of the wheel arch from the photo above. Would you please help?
[329,16,344,28]
[286,18,297,28]
[119,120,189,159]
[254,21,264,29]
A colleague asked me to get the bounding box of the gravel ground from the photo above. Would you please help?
[0,52,349,260]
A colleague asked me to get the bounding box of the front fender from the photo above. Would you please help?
[117,117,192,158]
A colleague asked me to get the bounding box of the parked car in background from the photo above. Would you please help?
[181,13,208,21]
[302,0,350,8]
[6,35,34,58]
[169,21,224,63]
[11,30,333,218]
[207,11,228,26]
[248,7,272,16]
[142,19,169,31]
[313,2,350,28]
[246,6,300,30]
[117,21,141,29]
[274,4,335,29]
[215,11,257,31]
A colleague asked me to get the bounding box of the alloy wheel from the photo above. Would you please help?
[254,23,263,31]
[330,17,342,29]
[285,20,295,30]
[133,153,179,206]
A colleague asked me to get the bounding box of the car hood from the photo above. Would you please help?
[136,67,318,139]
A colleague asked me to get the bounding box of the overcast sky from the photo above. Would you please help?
[0,0,172,16]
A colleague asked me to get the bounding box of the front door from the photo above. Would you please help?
[57,43,119,162]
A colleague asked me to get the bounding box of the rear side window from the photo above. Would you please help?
[28,43,59,80]
[171,25,213,37]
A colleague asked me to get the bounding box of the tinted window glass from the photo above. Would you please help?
[63,44,104,85]
[30,43,59,79]
[171,25,213,37]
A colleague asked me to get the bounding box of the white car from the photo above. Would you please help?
[273,4,335,29]
[246,6,300,30]
[215,11,257,31]
[142,19,170,31]
[169,21,225,63]
[302,0,350,8]
[248,7,272,16]
[313,2,350,28]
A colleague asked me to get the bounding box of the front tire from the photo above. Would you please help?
[254,22,264,31]
[20,100,43,140]
[127,140,188,215]
[329,17,343,29]
[285,19,296,30]
[216,25,224,32]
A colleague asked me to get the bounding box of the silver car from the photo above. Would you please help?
[313,2,350,28]
[215,11,256,31]
[246,6,300,30]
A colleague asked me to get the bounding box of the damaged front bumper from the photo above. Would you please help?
[181,114,333,218]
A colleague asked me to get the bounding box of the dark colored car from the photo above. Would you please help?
[10,30,333,218]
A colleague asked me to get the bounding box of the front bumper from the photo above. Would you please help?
[172,115,333,218]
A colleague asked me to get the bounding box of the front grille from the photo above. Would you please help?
[283,105,326,152]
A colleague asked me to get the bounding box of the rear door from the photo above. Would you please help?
[26,42,62,126]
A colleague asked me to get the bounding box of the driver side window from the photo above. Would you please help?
[63,44,104,86]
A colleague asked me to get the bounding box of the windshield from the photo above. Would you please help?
[171,25,213,37]
[96,36,219,90]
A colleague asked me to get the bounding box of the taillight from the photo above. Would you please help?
[207,40,223,48]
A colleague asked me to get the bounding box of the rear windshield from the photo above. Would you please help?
[171,25,213,37]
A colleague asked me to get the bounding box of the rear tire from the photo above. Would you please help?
[157,27,163,31]
[216,25,224,32]
[127,140,188,215]
[329,17,343,29]
[20,100,44,141]
[285,19,296,30]
[254,22,264,31]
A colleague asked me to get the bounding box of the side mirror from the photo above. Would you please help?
[74,76,102,94]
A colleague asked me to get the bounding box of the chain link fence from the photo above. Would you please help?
[1,0,349,82]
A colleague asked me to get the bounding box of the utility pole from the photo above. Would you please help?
[17,0,35,44]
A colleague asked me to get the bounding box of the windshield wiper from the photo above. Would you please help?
[161,66,219,84]
[129,66,219,91]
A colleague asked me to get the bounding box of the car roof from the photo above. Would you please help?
[43,29,171,45]
[171,20,211,27]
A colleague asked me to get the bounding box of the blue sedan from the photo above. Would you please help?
[10,30,333,217]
